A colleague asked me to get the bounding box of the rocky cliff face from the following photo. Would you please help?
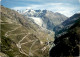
[1,6,54,57]
[50,16,80,57]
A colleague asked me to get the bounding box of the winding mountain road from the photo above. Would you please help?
[5,25,21,37]
[19,48,29,56]
[16,33,31,56]
[4,25,30,56]
[4,24,51,57]
[29,39,38,56]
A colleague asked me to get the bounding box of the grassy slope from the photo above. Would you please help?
[1,6,54,57]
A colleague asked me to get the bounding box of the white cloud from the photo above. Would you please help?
[12,3,77,17]
[79,0,80,3]
[12,3,63,10]
[53,6,75,17]
[0,0,1,1]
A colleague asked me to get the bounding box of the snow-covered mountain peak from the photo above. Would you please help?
[18,9,48,15]
[23,9,35,14]
[17,9,68,31]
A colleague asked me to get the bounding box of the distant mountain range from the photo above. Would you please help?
[17,9,68,30]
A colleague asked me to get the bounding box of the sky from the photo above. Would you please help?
[1,0,80,17]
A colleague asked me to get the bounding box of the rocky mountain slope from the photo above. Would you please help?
[18,9,68,30]
[1,6,54,57]
[50,16,80,57]
[54,13,80,37]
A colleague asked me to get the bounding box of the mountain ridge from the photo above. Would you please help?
[17,9,68,31]
[50,17,80,57]
[54,13,80,37]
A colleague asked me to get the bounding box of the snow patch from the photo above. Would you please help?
[23,9,35,15]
